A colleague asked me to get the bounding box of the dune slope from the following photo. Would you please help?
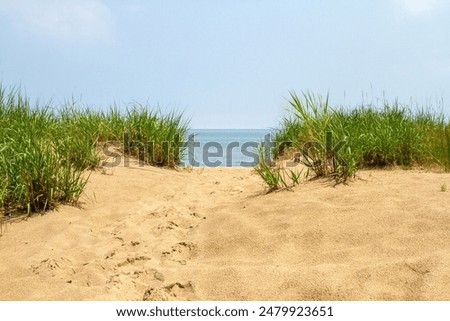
[0,165,449,300]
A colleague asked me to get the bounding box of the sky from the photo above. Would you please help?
[0,0,449,128]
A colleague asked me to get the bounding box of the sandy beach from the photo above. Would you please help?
[0,164,449,301]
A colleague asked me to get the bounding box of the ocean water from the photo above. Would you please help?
[181,129,273,167]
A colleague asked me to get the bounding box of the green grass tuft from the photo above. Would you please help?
[0,85,189,217]
[274,91,450,182]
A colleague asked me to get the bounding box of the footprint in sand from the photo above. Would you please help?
[104,237,151,265]
[156,220,199,236]
[116,255,152,268]
[161,242,198,265]
[143,281,198,301]
[107,250,153,277]
[138,207,205,238]
[108,268,165,293]
[147,206,205,221]
[31,257,73,278]
[103,241,158,291]
[31,257,108,287]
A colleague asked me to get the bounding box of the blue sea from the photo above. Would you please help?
[181,129,273,167]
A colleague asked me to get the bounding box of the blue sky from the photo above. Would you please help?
[0,0,449,128]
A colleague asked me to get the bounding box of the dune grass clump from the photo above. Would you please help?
[123,106,188,167]
[254,146,305,192]
[254,148,287,192]
[256,91,450,190]
[272,91,450,183]
[0,85,189,217]
[59,103,189,168]
[262,92,358,187]
[0,87,87,214]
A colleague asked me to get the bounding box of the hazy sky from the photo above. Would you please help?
[0,0,449,128]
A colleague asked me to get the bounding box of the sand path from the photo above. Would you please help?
[0,165,449,300]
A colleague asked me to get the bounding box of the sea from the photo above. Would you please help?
[181,129,274,167]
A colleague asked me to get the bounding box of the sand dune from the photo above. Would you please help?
[0,164,449,300]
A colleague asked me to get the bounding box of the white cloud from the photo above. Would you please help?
[0,0,114,42]
[398,0,441,14]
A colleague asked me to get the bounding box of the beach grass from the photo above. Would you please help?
[256,92,450,190]
[274,92,450,179]
[0,87,87,214]
[124,106,188,167]
[0,85,189,216]
[254,148,288,191]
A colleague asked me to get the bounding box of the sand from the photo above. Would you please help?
[0,163,449,301]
